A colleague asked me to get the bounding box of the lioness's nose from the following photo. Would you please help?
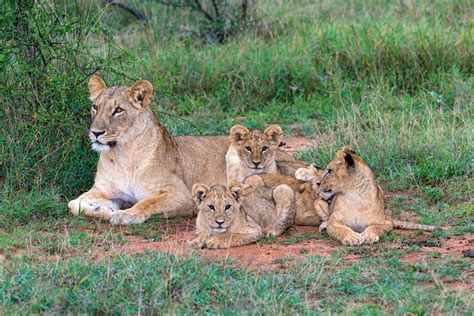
[91,130,106,137]
[215,219,225,225]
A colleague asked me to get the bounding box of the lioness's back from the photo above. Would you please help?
[175,136,230,187]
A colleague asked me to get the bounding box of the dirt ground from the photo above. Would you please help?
[89,137,473,272]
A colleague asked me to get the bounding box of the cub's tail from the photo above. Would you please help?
[392,220,436,232]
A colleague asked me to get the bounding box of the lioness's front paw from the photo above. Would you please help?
[341,232,364,246]
[361,231,380,244]
[110,211,146,225]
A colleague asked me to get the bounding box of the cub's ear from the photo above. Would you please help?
[228,183,244,202]
[342,145,356,155]
[88,75,106,101]
[129,80,154,109]
[263,125,283,146]
[192,183,210,204]
[344,152,355,167]
[230,125,250,144]
[336,146,356,168]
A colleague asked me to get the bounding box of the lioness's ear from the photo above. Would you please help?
[264,125,283,146]
[192,183,210,204]
[88,75,106,100]
[230,125,250,144]
[228,183,244,202]
[129,80,154,109]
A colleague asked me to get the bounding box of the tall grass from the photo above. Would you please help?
[1,0,472,208]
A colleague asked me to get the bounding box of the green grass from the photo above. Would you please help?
[1,0,473,313]
[1,252,471,314]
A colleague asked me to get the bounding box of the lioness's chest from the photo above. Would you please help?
[95,155,151,203]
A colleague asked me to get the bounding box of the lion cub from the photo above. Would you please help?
[225,124,306,184]
[245,164,331,226]
[317,146,435,246]
[190,182,296,249]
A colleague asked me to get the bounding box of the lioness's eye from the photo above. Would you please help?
[262,146,268,152]
[224,205,232,212]
[245,146,252,153]
[208,205,215,212]
[92,104,98,111]
[327,169,332,175]
[113,107,124,116]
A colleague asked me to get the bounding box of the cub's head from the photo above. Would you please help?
[192,183,243,234]
[295,163,325,193]
[87,75,154,152]
[317,146,359,199]
[229,124,283,171]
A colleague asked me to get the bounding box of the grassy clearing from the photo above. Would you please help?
[1,0,473,313]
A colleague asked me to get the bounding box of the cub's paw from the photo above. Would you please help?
[189,237,207,249]
[341,232,364,246]
[205,237,231,249]
[361,231,380,244]
[110,211,146,225]
[319,221,328,233]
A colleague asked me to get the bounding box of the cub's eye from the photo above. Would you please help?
[245,146,252,153]
[208,205,215,212]
[261,146,268,152]
[326,169,332,175]
[92,104,98,111]
[224,205,232,212]
[113,107,124,116]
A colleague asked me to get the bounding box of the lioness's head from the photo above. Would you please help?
[87,75,154,152]
[317,146,359,200]
[229,124,283,171]
[192,183,243,234]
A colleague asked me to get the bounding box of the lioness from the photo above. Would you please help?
[245,164,331,226]
[317,146,435,246]
[68,75,232,225]
[190,182,295,248]
[226,124,307,183]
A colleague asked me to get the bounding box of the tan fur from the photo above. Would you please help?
[245,165,331,226]
[317,146,436,246]
[190,183,295,249]
[226,124,307,184]
[68,76,230,225]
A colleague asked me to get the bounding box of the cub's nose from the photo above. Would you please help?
[215,219,225,225]
[91,130,106,137]
[253,161,261,167]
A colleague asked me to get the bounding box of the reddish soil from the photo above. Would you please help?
[92,217,473,272]
[280,136,315,154]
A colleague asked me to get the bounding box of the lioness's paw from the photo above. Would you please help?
[361,231,380,244]
[341,232,364,246]
[110,211,146,225]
